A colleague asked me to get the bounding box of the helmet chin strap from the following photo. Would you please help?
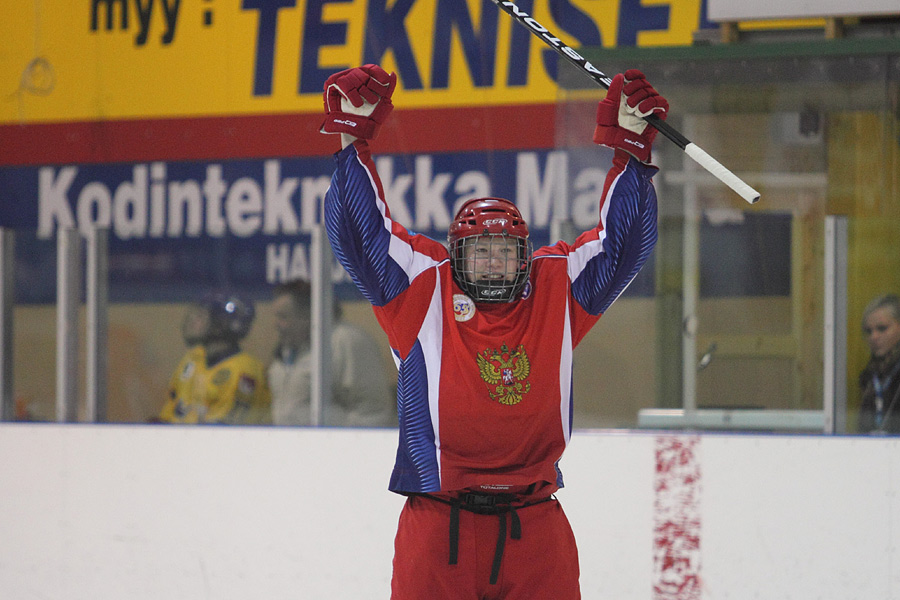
[470,282,519,302]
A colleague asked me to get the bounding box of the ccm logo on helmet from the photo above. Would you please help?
[483,218,508,226]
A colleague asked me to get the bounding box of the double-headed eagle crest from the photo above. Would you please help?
[476,343,531,405]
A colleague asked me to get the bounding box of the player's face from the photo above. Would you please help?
[181,304,210,346]
[462,236,520,283]
[273,293,311,350]
[863,306,900,358]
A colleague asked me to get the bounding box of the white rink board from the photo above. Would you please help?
[0,425,406,600]
[0,424,898,599]
[698,435,900,599]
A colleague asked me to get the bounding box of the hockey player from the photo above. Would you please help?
[321,64,666,598]
[159,293,271,425]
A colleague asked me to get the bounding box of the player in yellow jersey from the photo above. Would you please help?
[159,293,271,425]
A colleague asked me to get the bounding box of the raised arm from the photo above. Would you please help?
[321,65,448,308]
[540,70,667,316]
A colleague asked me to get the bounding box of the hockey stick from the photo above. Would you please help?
[491,0,760,204]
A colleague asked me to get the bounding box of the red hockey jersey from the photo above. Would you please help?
[325,140,658,496]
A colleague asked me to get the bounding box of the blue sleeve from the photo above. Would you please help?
[324,142,447,307]
[566,153,659,315]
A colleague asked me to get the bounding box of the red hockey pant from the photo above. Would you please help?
[390,494,581,600]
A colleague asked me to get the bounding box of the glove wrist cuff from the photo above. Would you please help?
[321,111,380,139]
[321,99,393,140]
[593,124,653,163]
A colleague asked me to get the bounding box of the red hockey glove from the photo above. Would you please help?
[593,69,668,163]
[320,64,397,140]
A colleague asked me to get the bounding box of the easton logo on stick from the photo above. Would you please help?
[492,0,612,87]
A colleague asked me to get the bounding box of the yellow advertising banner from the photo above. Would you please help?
[2,0,716,124]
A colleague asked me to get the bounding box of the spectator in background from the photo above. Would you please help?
[858,294,900,434]
[158,293,271,425]
[268,279,394,427]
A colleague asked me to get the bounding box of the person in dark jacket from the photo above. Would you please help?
[858,294,900,434]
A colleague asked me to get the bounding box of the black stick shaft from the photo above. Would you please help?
[491,0,690,148]
[491,0,759,203]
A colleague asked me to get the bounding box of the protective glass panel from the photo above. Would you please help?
[556,45,900,433]
[5,225,397,427]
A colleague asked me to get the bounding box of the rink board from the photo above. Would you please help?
[0,424,897,599]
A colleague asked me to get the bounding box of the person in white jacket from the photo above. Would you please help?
[268,279,395,427]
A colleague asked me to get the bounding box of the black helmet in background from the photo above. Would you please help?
[196,292,255,343]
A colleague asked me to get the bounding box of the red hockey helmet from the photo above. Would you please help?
[447,197,532,303]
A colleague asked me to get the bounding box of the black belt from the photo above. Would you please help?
[419,492,555,585]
